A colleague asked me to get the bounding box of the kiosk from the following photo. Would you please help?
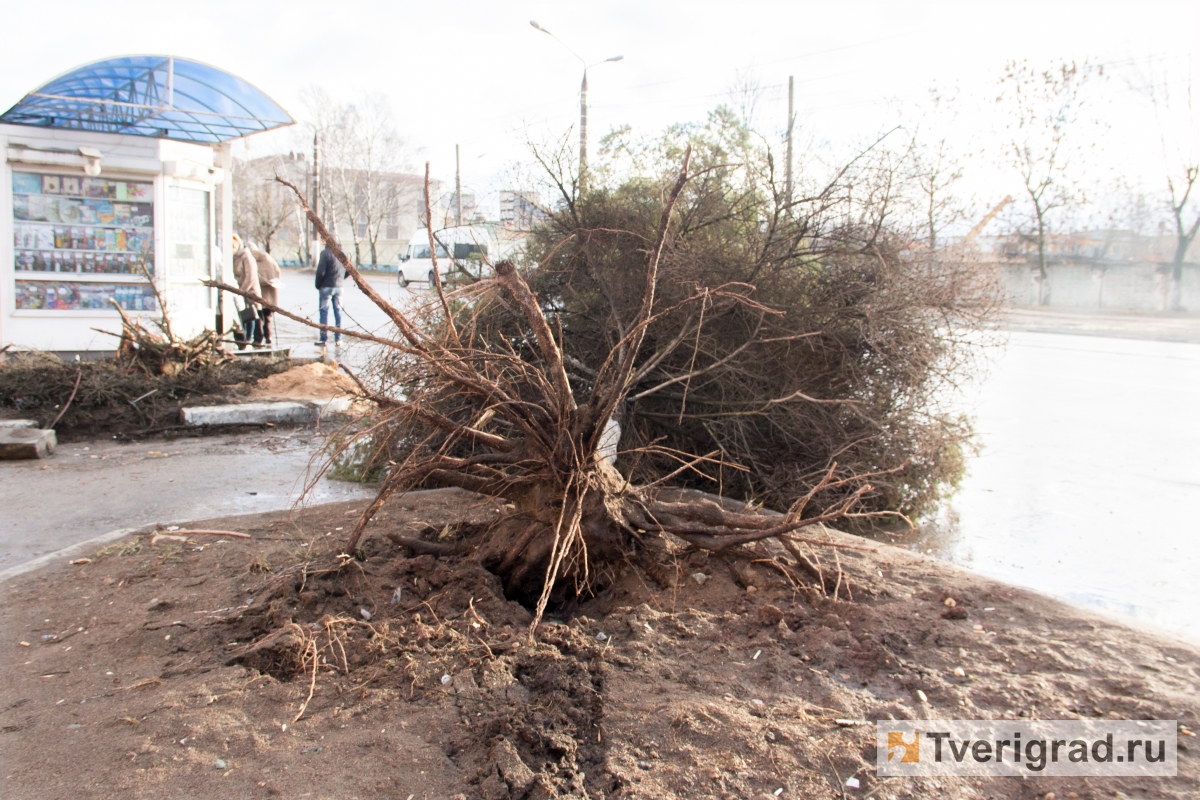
[0,56,292,354]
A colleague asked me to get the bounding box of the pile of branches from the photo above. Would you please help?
[209,151,937,629]
[103,270,230,376]
[0,351,289,438]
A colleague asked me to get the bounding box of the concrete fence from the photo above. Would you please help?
[1001,261,1200,313]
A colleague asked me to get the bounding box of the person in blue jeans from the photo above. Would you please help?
[314,245,345,347]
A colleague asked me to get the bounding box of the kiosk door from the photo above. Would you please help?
[164,182,214,335]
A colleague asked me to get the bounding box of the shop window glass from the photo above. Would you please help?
[11,171,155,311]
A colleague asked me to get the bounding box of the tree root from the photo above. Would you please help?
[384,532,471,556]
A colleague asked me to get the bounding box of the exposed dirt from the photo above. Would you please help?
[248,362,358,401]
[2,491,1197,799]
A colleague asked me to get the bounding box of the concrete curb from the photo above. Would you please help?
[0,427,57,459]
[0,527,140,585]
[180,397,353,426]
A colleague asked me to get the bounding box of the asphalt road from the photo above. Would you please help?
[267,268,421,369]
[909,329,1200,643]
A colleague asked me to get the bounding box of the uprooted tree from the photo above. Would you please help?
[511,113,994,520]
[209,115,994,629]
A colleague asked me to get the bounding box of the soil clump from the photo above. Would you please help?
[248,362,358,401]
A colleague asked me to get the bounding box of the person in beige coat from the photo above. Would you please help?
[250,244,281,346]
[230,234,261,345]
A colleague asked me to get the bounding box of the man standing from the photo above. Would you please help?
[230,234,260,345]
[314,244,344,348]
[250,243,282,347]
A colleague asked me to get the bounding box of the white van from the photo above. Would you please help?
[398,226,494,288]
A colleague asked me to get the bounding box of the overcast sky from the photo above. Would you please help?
[1,1,1196,217]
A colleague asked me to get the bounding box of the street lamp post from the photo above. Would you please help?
[580,70,588,182]
[530,21,622,191]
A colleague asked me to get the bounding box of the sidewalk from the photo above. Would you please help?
[999,306,1200,343]
[0,429,375,571]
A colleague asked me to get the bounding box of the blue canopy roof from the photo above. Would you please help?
[0,55,293,144]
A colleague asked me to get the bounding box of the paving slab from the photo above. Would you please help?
[0,428,56,459]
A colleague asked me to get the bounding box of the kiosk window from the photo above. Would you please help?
[11,171,156,311]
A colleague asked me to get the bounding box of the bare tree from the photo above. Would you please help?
[905,89,971,251]
[726,68,764,130]
[232,153,307,255]
[1142,71,1200,310]
[300,89,413,267]
[997,59,1099,304]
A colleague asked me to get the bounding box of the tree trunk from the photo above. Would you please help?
[1171,252,1185,312]
[1172,224,1197,312]
[477,469,630,607]
[1035,207,1049,306]
[927,182,937,251]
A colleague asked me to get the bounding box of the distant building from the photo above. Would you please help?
[500,191,549,230]
[237,155,442,267]
[349,170,435,265]
[443,191,488,227]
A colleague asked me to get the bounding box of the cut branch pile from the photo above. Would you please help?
[107,301,231,376]
[101,268,231,375]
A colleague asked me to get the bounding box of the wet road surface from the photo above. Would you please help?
[0,430,375,571]
[906,330,1200,643]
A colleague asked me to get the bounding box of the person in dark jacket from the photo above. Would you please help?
[314,246,345,347]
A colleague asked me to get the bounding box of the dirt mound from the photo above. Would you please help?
[1,493,1198,799]
[0,352,291,441]
[249,361,358,400]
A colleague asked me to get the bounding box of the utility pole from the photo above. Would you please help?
[455,144,463,227]
[302,164,311,265]
[580,72,589,191]
[785,75,794,207]
[312,131,320,262]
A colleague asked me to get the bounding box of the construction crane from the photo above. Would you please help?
[961,195,1014,246]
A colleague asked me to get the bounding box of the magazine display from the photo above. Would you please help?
[14,280,157,311]
[11,171,156,310]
